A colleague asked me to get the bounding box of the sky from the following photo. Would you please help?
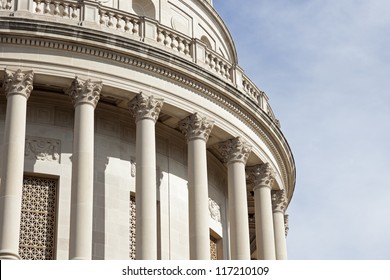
[214,0,390,260]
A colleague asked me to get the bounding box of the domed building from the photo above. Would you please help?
[0,0,295,260]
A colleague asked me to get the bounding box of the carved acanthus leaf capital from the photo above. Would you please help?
[246,163,276,190]
[128,92,163,123]
[271,190,288,213]
[179,113,214,142]
[217,137,252,165]
[66,76,102,108]
[3,69,34,99]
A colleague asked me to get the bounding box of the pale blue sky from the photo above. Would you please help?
[214,0,390,259]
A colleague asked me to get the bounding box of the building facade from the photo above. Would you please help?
[0,0,295,260]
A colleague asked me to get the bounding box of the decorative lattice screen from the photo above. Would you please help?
[210,236,218,260]
[129,194,136,259]
[19,177,57,260]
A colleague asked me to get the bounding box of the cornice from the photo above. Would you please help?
[0,19,295,199]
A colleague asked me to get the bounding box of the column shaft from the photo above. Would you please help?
[273,211,287,259]
[135,118,157,260]
[179,113,214,260]
[129,93,163,260]
[254,186,276,259]
[218,137,251,260]
[0,69,33,260]
[272,190,288,260]
[69,104,95,259]
[67,77,102,260]
[227,161,251,259]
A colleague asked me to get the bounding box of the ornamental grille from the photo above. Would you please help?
[19,177,57,260]
[210,236,218,260]
[129,194,136,259]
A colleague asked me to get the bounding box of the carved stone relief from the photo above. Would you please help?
[208,198,221,224]
[25,136,61,162]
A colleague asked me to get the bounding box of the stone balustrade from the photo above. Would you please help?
[2,0,279,127]
[32,0,80,20]
[99,5,140,37]
[205,49,232,81]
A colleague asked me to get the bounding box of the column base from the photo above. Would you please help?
[0,250,21,260]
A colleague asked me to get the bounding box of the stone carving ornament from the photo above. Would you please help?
[246,163,276,190]
[0,0,12,10]
[208,198,221,224]
[3,69,34,98]
[25,136,61,162]
[128,92,163,123]
[217,137,252,165]
[66,76,102,108]
[179,113,214,142]
[271,189,288,213]
[284,214,289,237]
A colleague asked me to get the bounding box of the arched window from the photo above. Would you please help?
[132,0,156,19]
[200,35,212,49]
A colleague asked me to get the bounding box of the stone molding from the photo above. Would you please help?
[66,76,102,108]
[25,136,61,163]
[2,69,34,99]
[0,34,292,195]
[178,113,214,142]
[217,137,252,165]
[246,163,276,191]
[271,190,288,213]
[128,92,163,123]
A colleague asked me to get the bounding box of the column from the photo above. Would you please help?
[179,113,214,260]
[67,77,102,260]
[0,69,34,260]
[246,163,276,260]
[128,93,163,260]
[217,137,251,260]
[272,190,288,260]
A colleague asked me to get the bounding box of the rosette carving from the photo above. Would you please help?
[179,113,214,142]
[128,92,163,123]
[246,163,275,190]
[66,76,102,108]
[217,137,252,164]
[3,69,34,99]
[271,190,288,213]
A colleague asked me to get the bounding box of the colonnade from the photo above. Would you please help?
[0,69,288,260]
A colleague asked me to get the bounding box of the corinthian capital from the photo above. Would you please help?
[246,163,275,190]
[217,137,252,165]
[271,190,288,213]
[179,113,214,142]
[66,77,102,108]
[3,69,34,99]
[128,92,163,123]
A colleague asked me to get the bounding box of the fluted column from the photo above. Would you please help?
[67,77,102,260]
[129,93,163,260]
[246,163,276,260]
[218,137,251,260]
[272,190,288,260]
[179,113,214,260]
[0,69,34,260]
